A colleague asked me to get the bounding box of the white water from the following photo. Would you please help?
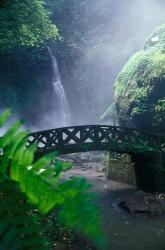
[52,56,71,127]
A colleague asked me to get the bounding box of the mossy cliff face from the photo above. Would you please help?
[115,24,165,131]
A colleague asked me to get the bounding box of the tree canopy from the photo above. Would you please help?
[0,0,58,53]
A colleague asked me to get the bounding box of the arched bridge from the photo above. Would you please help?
[28,125,162,157]
[28,125,165,191]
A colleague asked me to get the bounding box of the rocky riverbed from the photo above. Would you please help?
[55,152,165,250]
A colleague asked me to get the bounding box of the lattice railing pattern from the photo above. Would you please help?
[28,125,162,156]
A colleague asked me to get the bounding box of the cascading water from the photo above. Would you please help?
[51,56,71,127]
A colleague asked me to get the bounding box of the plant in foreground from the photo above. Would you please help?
[0,110,107,249]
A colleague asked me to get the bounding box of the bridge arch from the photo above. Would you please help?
[28,125,163,192]
[28,125,160,156]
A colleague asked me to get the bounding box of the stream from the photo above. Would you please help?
[61,154,165,250]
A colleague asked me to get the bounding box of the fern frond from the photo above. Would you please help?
[0,109,11,127]
[0,110,107,249]
[0,181,48,250]
[11,144,106,247]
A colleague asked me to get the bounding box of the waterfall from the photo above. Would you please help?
[52,56,71,127]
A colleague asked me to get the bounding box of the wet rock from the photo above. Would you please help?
[119,191,165,216]
[59,152,104,165]
[81,162,105,172]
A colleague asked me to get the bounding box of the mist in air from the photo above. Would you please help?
[7,0,164,131]
[70,0,165,125]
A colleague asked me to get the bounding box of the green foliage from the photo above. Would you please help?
[0,181,49,249]
[46,0,88,62]
[0,110,107,249]
[144,23,165,49]
[0,0,58,53]
[154,98,165,127]
[113,24,165,130]
[115,45,165,99]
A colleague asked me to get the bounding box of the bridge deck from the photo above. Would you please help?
[28,125,162,156]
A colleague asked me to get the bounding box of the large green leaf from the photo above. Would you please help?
[0,110,107,249]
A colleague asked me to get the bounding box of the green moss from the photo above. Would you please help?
[144,23,165,49]
[154,98,165,128]
[112,24,165,130]
[115,45,165,99]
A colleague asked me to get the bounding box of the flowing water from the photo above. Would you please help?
[32,53,71,131]
[52,56,71,127]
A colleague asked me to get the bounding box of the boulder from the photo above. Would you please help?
[119,191,165,216]
[105,24,165,132]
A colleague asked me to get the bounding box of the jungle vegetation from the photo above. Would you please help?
[0,0,165,248]
[0,1,107,249]
[114,24,165,131]
[0,109,107,249]
[0,0,58,53]
[2,0,164,126]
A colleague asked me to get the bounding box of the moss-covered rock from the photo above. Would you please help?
[144,24,165,49]
[104,153,136,185]
[114,24,165,131]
